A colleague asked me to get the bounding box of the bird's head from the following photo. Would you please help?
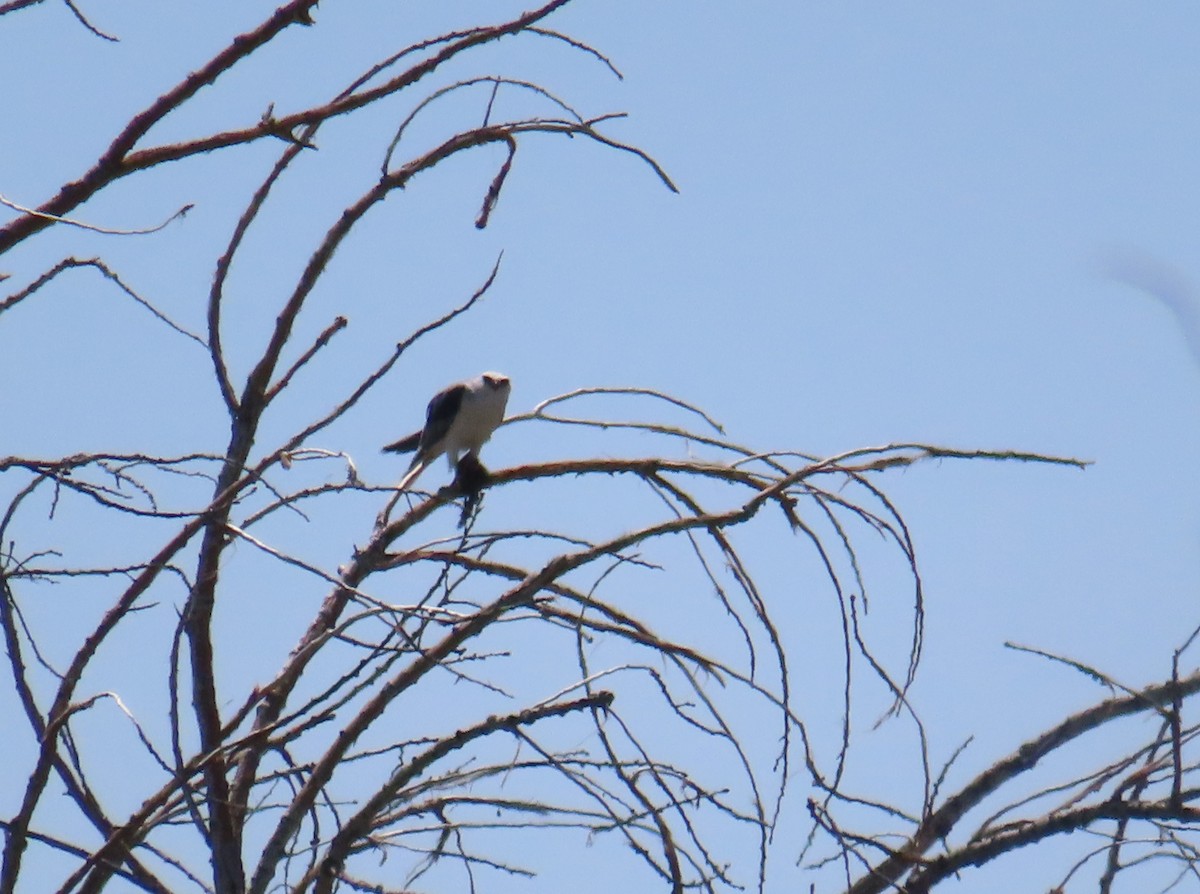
[481,372,511,393]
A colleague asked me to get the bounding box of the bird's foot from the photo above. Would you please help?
[452,453,493,495]
[452,454,493,528]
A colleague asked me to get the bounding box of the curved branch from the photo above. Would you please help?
[847,669,1200,894]
[0,0,321,253]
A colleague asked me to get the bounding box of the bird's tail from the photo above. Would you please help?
[382,430,421,454]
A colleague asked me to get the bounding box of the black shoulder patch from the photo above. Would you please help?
[416,383,466,455]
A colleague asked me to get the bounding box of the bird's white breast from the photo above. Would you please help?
[445,384,508,458]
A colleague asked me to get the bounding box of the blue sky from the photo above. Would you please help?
[2,2,1200,891]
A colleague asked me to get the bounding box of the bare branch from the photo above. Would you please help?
[0,193,186,233]
[846,669,1200,894]
[59,0,116,41]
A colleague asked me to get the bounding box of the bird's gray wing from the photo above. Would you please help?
[414,382,466,460]
[381,430,422,454]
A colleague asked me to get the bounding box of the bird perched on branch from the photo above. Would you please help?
[382,372,511,493]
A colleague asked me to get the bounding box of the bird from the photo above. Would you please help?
[382,372,511,492]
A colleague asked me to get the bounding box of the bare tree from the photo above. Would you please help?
[2,4,1196,894]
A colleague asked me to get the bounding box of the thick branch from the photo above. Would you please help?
[308,692,614,894]
[0,0,575,256]
[0,0,320,254]
[848,669,1200,894]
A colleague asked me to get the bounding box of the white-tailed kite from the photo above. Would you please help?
[383,372,511,492]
